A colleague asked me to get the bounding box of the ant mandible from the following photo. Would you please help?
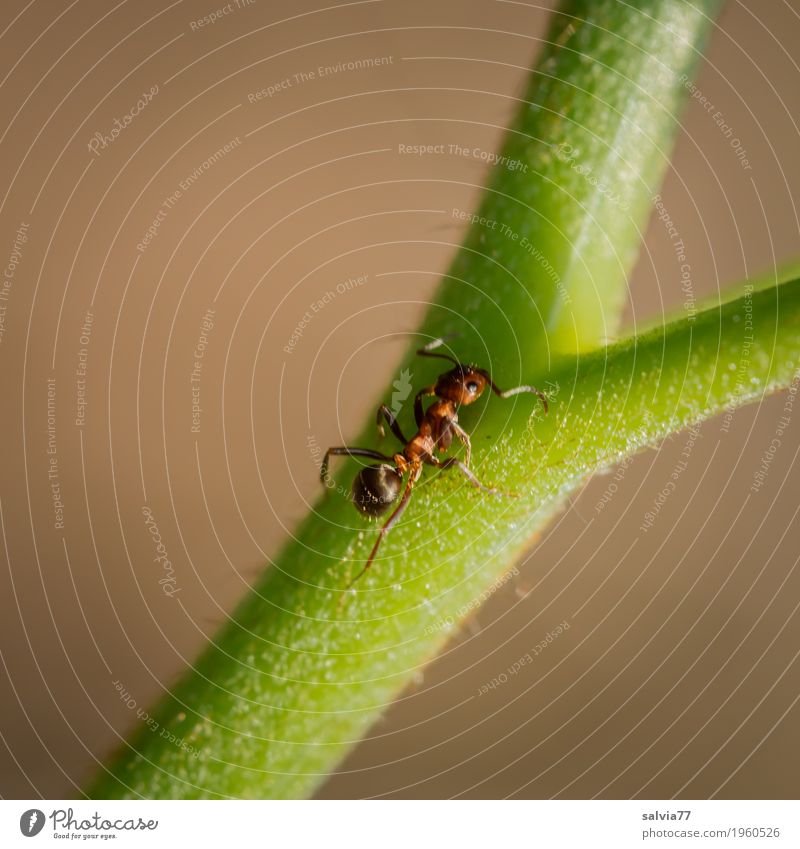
[321,337,549,589]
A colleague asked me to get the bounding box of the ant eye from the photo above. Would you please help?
[467,381,478,393]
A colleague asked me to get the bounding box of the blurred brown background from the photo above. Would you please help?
[0,0,799,799]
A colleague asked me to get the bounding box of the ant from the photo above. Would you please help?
[321,338,548,589]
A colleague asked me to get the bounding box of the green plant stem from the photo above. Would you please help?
[437,0,723,370]
[87,0,734,799]
[89,277,800,799]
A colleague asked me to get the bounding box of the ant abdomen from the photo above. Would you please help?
[352,464,403,517]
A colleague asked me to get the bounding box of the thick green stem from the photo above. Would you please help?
[87,0,731,799]
[91,275,800,799]
[433,0,723,372]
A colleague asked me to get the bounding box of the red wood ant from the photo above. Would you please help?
[321,338,548,589]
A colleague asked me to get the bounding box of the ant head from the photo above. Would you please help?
[434,365,489,406]
[352,464,403,517]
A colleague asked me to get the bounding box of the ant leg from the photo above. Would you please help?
[450,420,472,467]
[344,465,421,590]
[439,457,510,496]
[321,447,394,485]
[376,404,408,444]
[414,386,435,428]
[415,337,459,425]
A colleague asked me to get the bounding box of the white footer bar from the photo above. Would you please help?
[2,799,796,848]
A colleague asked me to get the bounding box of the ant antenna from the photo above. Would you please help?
[416,334,462,366]
[476,368,549,413]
